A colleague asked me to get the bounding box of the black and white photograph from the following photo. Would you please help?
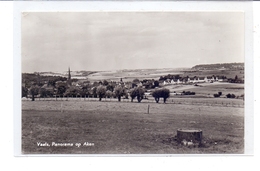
[21,11,245,154]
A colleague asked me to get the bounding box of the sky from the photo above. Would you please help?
[21,12,244,73]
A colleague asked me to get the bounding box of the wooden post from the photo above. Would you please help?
[147,105,150,114]
[60,103,63,113]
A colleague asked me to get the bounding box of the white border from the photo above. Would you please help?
[13,1,253,157]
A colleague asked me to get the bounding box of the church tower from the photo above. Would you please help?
[67,67,72,86]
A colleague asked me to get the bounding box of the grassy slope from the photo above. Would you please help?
[22,100,244,154]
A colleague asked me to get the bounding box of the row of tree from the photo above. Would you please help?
[23,84,171,103]
[159,74,228,81]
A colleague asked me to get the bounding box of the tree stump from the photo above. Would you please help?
[177,129,202,145]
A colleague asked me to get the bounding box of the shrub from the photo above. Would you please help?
[226,93,236,98]
[214,94,220,98]
[182,91,196,95]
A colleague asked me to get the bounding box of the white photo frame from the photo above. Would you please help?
[14,1,254,157]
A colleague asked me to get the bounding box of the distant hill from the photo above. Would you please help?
[191,63,244,70]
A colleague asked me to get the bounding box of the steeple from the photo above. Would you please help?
[67,67,72,86]
[68,67,71,80]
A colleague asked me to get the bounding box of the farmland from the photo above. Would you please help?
[164,82,244,98]
[22,99,244,154]
[22,64,245,154]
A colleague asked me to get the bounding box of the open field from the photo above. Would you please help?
[86,68,184,82]
[183,69,244,79]
[71,68,244,83]
[164,82,244,97]
[22,100,244,154]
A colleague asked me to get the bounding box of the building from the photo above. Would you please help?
[67,67,72,86]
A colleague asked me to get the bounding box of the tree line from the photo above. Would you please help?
[22,73,171,103]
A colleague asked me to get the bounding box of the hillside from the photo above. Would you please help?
[191,63,244,70]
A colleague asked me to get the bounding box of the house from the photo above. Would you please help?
[182,78,189,84]
[218,78,224,82]
[204,76,209,82]
[197,77,205,83]
[171,79,176,84]
[189,78,194,83]
[192,77,198,83]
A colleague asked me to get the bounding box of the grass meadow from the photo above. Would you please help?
[22,99,244,154]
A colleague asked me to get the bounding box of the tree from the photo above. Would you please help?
[81,85,90,97]
[22,86,28,98]
[114,85,126,102]
[91,87,97,98]
[39,87,54,98]
[152,89,160,103]
[103,80,109,86]
[152,88,170,103]
[39,88,47,98]
[29,85,39,101]
[106,84,114,92]
[160,88,170,103]
[96,85,107,101]
[64,86,80,97]
[133,78,140,84]
[105,90,113,98]
[129,88,136,102]
[235,75,238,81]
[153,80,159,87]
[56,85,66,96]
[128,87,145,102]
[135,87,145,103]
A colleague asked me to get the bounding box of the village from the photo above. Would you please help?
[22,65,244,104]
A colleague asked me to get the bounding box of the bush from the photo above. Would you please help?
[226,93,236,98]
[182,91,196,95]
[218,92,222,96]
[214,94,220,98]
